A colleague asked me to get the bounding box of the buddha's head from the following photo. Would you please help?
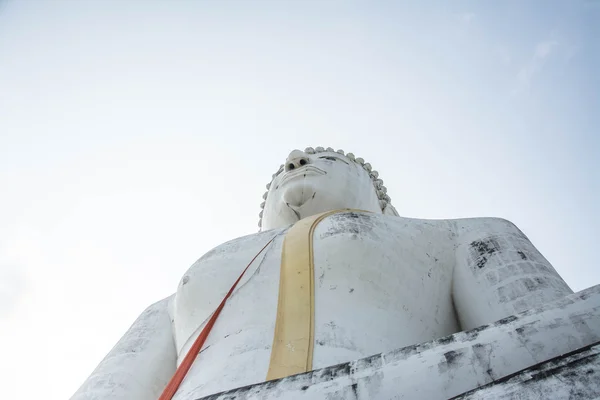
[259,147,398,231]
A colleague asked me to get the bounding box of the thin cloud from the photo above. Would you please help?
[461,13,476,24]
[514,40,559,94]
[496,46,512,66]
[0,264,26,317]
[454,12,476,25]
[0,233,39,318]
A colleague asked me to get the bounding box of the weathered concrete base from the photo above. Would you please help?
[198,285,600,400]
[453,342,600,399]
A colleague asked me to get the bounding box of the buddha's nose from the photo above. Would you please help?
[285,150,310,172]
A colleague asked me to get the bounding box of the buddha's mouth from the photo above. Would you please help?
[278,165,327,187]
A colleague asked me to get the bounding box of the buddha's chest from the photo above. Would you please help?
[171,214,458,396]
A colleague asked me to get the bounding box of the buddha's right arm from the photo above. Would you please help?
[71,295,177,400]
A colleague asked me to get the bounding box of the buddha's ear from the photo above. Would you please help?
[383,204,399,217]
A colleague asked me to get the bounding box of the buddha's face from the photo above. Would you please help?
[260,149,382,231]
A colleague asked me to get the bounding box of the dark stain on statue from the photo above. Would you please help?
[444,350,465,365]
[321,212,376,239]
[438,349,467,373]
[355,354,383,370]
[518,250,527,260]
[494,315,519,326]
[319,270,325,287]
[472,343,495,381]
[437,335,456,345]
[351,383,359,397]
[462,324,489,341]
[470,238,501,269]
[318,362,352,381]
[523,276,549,292]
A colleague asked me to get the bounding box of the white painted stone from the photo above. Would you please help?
[456,343,600,399]
[71,296,177,400]
[72,148,589,400]
[197,285,600,400]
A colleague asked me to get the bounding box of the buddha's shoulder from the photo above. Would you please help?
[314,211,456,235]
[194,214,524,265]
[194,227,288,265]
[314,211,524,238]
[447,216,525,237]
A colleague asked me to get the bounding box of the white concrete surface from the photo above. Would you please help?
[196,285,600,400]
[455,343,600,399]
[71,296,177,400]
[71,149,582,400]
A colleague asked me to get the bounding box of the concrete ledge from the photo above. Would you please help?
[453,342,600,399]
[199,285,600,400]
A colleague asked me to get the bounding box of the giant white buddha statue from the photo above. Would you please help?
[72,147,575,400]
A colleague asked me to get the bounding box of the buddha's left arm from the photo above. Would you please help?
[452,217,573,331]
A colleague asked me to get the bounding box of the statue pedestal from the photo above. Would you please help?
[198,285,600,400]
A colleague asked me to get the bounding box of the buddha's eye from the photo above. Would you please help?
[319,156,349,165]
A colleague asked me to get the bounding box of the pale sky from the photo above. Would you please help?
[1,1,598,399]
